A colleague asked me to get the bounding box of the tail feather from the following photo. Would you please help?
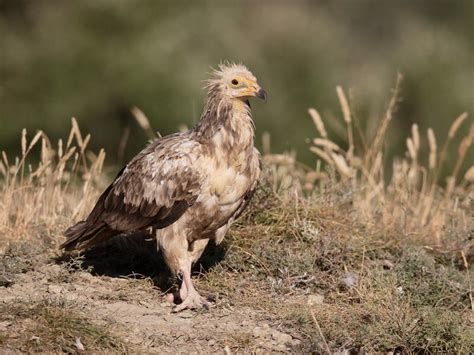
[61,220,116,251]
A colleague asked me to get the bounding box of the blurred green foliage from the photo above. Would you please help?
[0,0,472,171]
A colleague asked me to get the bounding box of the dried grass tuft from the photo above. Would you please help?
[309,76,472,251]
[0,118,106,248]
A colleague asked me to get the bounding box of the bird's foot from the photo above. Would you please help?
[172,290,211,312]
[163,284,188,305]
[163,293,176,304]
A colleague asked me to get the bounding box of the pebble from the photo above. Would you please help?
[252,326,266,338]
[177,310,194,319]
[381,259,395,270]
[0,321,11,331]
[65,293,78,302]
[275,343,287,351]
[396,286,405,295]
[307,294,324,306]
[253,325,298,348]
[271,330,292,344]
[75,337,85,351]
[0,275,13,287]
[341,272,359,289]
[291,338,301,346]
[48,284,63,295]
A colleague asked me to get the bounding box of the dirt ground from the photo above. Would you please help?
[1,267,302,353]
[0,237,307,353]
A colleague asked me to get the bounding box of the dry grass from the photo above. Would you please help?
[308,74,473,249]
[0,81,473,352]
[0,299,127,353]
[196,177,473,352]
[0,118,106,248]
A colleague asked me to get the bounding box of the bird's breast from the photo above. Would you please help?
[202,157,252,205]
[188,146,259,232]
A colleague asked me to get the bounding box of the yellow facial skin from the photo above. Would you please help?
[230,75,267,101]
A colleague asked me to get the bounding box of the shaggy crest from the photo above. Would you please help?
[205,62,256,92]
[196,62,260,138]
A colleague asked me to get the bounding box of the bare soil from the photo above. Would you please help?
[0,237,305,353]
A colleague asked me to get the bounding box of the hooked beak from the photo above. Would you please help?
[255,87,267,103]
[239,82,268,103]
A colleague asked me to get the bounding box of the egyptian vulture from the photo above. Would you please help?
[61,63,266,311]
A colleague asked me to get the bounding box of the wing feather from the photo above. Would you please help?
[104,134,201,229]
[61,133,202,250]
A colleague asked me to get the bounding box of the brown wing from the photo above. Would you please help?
[61,133,202,251]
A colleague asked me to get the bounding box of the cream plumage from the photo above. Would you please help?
[61,63,266,311]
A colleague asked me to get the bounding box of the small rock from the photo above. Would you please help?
[334,350,350,355]
[208,339,216,346]
[381,259,395,270]
[138,300,152,308]
[78,272,96,282]
[75,337,85,351]
[65,293,78,302]
[0,275,13,287]
[290,338,301,346]
[48,264,61,273]
[252,326,266,338]
[128,335,143,345]
[341,272,359,289]
[0,321,11,331]
[177,310,194,319]
[275,343,287,351]
[271,330,292,345]
[48,285,63,295]
[396,286,404,295]
[72,284,84,291]
[307,294,324,306]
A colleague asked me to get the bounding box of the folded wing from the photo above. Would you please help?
[61,133,202,251]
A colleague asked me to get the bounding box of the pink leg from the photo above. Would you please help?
[179,278,188,301]
[172,261,210,312]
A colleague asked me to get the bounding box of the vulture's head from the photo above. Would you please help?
[207,63,267,103]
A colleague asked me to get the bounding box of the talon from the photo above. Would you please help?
[163,293,175,304]
[172,291,211,312]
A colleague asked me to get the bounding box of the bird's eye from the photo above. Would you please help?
[231,79,239,85]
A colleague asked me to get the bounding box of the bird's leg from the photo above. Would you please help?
[172,260,210,312]
[178,274,188,301]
